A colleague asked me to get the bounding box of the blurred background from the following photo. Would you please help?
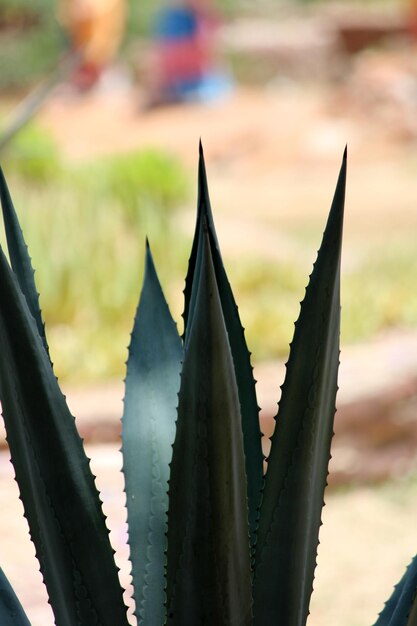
[1,0,417,624]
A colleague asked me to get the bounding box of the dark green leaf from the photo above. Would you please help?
[0,246,129,626]
[0,168,49,355]
[166,227,253,625]
[122,241,183,624]
[253,150,346,626]
[182,141,218,334]
[374,554,417,626]
[0,568,31,626]
[183,143,263,548]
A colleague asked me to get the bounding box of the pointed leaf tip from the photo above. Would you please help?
[183,147,263,546]
[198,146,208,195]
[167,231,252,624]
[0,243,129,625]
[339,147,347,181]
[0,168,12,208]
[122,242,182,622]
[325,149,347,243]
[253,157,345,626]
[144,239,156,272]
[0,169,50,357]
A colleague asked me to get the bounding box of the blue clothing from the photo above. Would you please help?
[153,8,198,41]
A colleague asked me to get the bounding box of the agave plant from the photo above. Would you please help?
[0,146,416,626]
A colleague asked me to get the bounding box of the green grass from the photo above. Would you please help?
[0,1,63,90]
[228,258,306,361]
[343,239,417,343]
[0,124,191,382]
[226,234,417,364]
[4,122,63,181]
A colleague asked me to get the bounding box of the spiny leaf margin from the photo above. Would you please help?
[253,149,346,626]
[166,225,253,625]
[183,142,263,549]
[374,554,417,626]
[122,240,183,624]
[0,167,49,355]
[0,241,129,626]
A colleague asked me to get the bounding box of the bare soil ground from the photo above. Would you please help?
[1,443,416,626]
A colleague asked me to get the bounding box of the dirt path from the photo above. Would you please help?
[40,83,417,255]
[1,443,416,626]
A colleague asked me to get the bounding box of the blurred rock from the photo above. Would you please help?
[3,329,416,488]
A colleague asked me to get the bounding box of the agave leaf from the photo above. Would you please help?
[253,150,346,626]
[183,143,263,548]
[166,226,253,625]
[0,246,129,626]
[374,555,417,626]
[0,568,31,626]
[0,168,49,355]
[409,599,417,625]
[182,141,219,333]
[121,241,183,624]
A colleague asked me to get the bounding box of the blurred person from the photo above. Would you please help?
[145,0,232,107]
[57,0,126,90]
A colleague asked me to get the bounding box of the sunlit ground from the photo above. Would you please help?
[1,445,416,626]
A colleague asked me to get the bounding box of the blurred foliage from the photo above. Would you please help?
[0,0,63,90]
[4,121,62,181]
[2,124,417,383]
[343,238,417,343]
[0,123,191,381]
[228,258,305,361]
[229,234,417,364]
[101,149,189,228]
